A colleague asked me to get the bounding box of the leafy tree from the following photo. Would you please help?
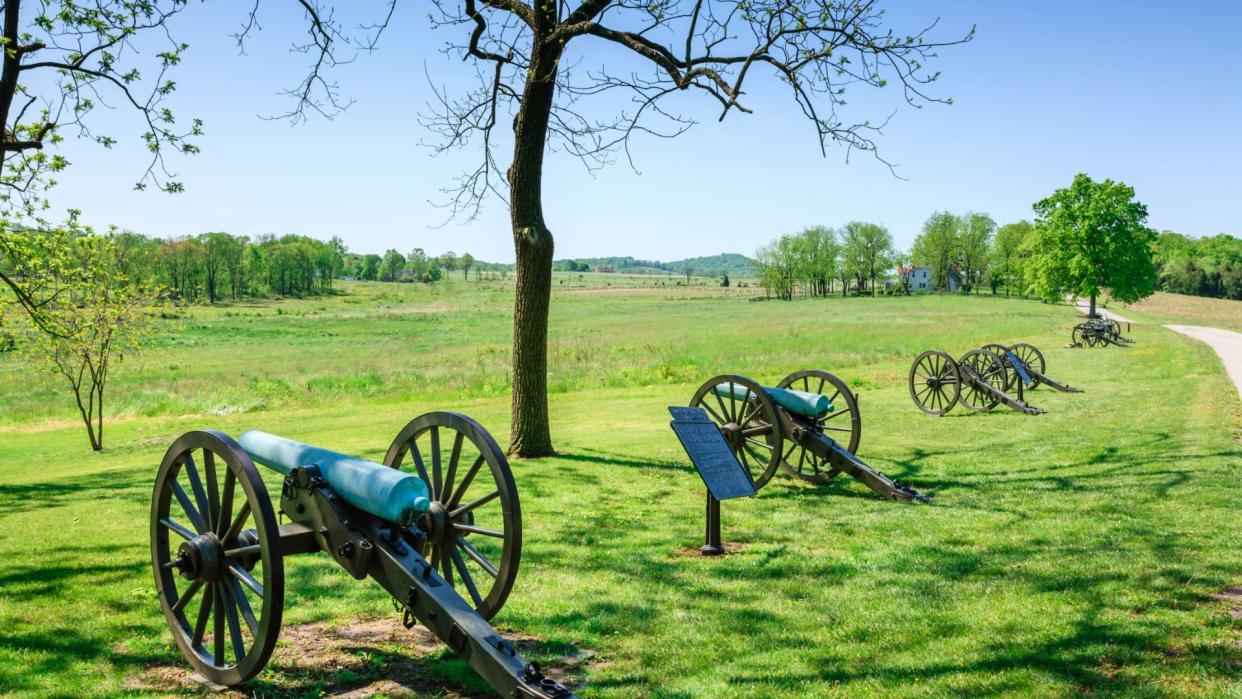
[721,273,730,288]
[360,254,382,281]
[991,220,1033,297]
[379,249,405,282]
[1026,174,1157,316]
[841,221,894,296]
[912,212,961,291]
[957,212,995,293]
[440,251,458,272]
[460,252,475,280]
[407,248,429,281]
[11,230,158,450]
[892,251,911,294]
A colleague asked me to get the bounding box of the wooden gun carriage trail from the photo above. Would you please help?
[908,343,1083,417]
[688,369,930,503]
[1073,317,1135,348]
[149,411,576,698]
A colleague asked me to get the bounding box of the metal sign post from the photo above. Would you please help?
[668,406,757,556]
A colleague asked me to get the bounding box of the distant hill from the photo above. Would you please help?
[553,253,757,278]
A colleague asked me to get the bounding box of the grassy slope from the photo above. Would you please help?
[1,282,1241,697]
[1112,292,1242,334]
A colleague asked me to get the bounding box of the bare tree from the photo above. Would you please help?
[134,1,971,457]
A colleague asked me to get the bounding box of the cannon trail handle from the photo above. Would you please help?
[280,467,575,699]
[793,427,930,503]
[960,367,1046,415]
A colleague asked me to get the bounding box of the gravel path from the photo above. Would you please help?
[1164,325,1242,401]
[1073,298,1133,323]
[1071,299,1241,400]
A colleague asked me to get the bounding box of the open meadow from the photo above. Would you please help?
[1113,292,1242,334]
[2,278,1242,697]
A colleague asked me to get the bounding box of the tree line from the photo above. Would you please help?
[99,232,490,303]
[1152,232,1242,300]
[757,175,1165,313]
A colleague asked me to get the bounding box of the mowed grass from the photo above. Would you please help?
[1113,291,1242,333]
[1,280,1241,697]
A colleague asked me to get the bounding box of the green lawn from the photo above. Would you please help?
[1,281,1241,697]
[1111,291,1242,334]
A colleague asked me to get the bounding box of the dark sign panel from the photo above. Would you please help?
[668,406,757,500]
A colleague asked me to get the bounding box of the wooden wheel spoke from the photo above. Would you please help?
[225,544,261,559]
[450,544,485,609]
[448,455,485,509]
[409,441,431,489]
[217,468,235,539]
[454,522,504,538]
[740,423,771,437]
[442,432,465,506]
[227,577,259,636]
[182,453,211,532]
[228,562,264,598]
[220,582,246,663]
[223,502,251,545]
[439,543,453,585]
[172,578,205,614]
[192,584,214,647]
[430,427,442,500]
[213,582,226,666]
[204,450,221,534]
[450,490,499,519]
[699,401,726,425]
[169,480,207,534]
[161,516,196,541]
[458,537,499,578]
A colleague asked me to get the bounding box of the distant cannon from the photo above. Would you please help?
[688,370,927,502]
[978,342,1083,394]
[909,348,1047,416]
[1072,317,1133,347]
[149,412,574,698]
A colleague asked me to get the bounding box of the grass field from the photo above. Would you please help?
[1112,292,1242,333]
[2,279,1241,697]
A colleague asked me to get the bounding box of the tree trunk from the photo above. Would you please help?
[506,40,561,458]
[1089,293,1096,317]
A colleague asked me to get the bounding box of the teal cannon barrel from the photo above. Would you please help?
[238,430,430,525]
[713,383,833,419]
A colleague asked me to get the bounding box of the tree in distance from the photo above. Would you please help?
[912,211,961,291]
[841,221,895,296]
[991,220,1034,297]
[375,0,973,456]
[957,212,995,293]
[7,226,157,450]
[1026,173,1157,316]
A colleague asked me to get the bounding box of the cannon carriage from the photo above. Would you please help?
[909,343,1081,417]
[150,411,574,698]
[688,369,927,502]
[1072,317,1132,347]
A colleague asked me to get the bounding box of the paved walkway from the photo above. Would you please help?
[1071,298,1242,400]
[1072,298,1133,323]
[1163,325,1242,401]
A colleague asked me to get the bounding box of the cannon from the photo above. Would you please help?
[149,411,574,698]
[1072,317,1132,347]
[688,370,928,502]
[978,342,1083,394]
[908,348,1046,416]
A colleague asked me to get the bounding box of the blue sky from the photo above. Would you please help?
[48,1,1241,262]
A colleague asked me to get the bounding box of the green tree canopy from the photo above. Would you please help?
[912,212,961,291]
[1026,174,1157,315]
[991,220,1034,297]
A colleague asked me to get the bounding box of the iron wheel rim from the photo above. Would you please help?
[151,430,284,687]
[909,350,960,416]
[384,411,520,621]
[690,374,784,489]
[776,369,860,482]
[958,349,1006,412]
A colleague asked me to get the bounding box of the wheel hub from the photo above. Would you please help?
[172,532,225,582]
[720,422,743,450]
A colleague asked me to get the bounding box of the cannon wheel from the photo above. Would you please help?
[151,430,284,687]
[385,411,520,621]
[1007,343,1045,389]
[1071,324,1088,347]
[775,369,860,483]
[980,343,1015,391]
[909,350,961,416]
[690,374,784,489]
[958,349,1007,412]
